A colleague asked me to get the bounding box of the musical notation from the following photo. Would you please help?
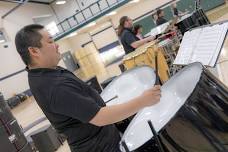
[174,22,228,67]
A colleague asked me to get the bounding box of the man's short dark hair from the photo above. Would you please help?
[15,24,44,65]
[157,9,163,16]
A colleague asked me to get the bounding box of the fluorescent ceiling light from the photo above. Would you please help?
[221,48,227,57]
[56,0,66,5]
[129,0,140,4]
[45,21,59,36]
[0,39,5,43]
[106,11,117,16]
[67,32,78,38]
[33,14,52,19]
[86,22,96,28]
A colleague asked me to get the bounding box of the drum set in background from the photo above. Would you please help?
[122,32,181,84]
[122,8,211,80]
[122,20,183,83]
[122,41,170,83]
[101,63,228,152]
[176,8,210,35]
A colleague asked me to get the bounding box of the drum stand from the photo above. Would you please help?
[121,121,166,152]
[121,140,130,152]
[147,120,165,152]
[158,34,182,76]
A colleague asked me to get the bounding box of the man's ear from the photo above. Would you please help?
[28,47,40,57]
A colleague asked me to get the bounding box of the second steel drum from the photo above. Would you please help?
[101,66,156,132]
[123,43,169,83]
[121,62,228,152]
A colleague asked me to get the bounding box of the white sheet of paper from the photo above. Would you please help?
[174,22,228,66]
[174,28,202,64]
[209,22,228,66]
[150,22,170,36]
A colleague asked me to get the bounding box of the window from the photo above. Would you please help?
[45,21,59,36]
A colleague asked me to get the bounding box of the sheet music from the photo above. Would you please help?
[174,22,228,67]
[209,22,228,66]
[150,22,169,37]
[190,25,222,65]
[174,28,202,64]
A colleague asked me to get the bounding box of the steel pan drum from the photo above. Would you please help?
[123,42,169,83]
[101,66,156,106]
[101,66,156,133]
[121,62,228,152]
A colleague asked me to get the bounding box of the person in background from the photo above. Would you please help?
[118,16,155,54]
[152,13,158,25]
[156,9,168,26]
[15,24,161,152]
[171,3,189,17]
[133,24,144,40]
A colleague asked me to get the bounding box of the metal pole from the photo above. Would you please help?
[147,120,165,152]
[2,0,29,19]
[50,4,61,23]
[74,0,83,12]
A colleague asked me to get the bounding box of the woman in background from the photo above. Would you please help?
[118,16,155,54]
[133,24,144,40]
[171,3,189,17]
[156,9,168,26]
[152,13,158,25]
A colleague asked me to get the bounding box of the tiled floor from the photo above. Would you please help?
[11,97,71,152]
[11,97,45,129]
[214,13,228,87]
[207,3,228,87]
[10,4,228,152]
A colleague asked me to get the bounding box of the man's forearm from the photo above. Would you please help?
[131,38,148,48]
[90,85,161,126]
[90,96,145,126]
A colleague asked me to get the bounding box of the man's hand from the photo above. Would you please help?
[140,85,161,107]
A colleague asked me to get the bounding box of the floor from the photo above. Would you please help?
[11,97,71,152]
[207,3,228,86]
[10,3,228,152]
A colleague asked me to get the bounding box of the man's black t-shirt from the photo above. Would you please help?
[156,17,168,26]
[27,67,121,152]
[120,28,139,54]
[173,7,179,16]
